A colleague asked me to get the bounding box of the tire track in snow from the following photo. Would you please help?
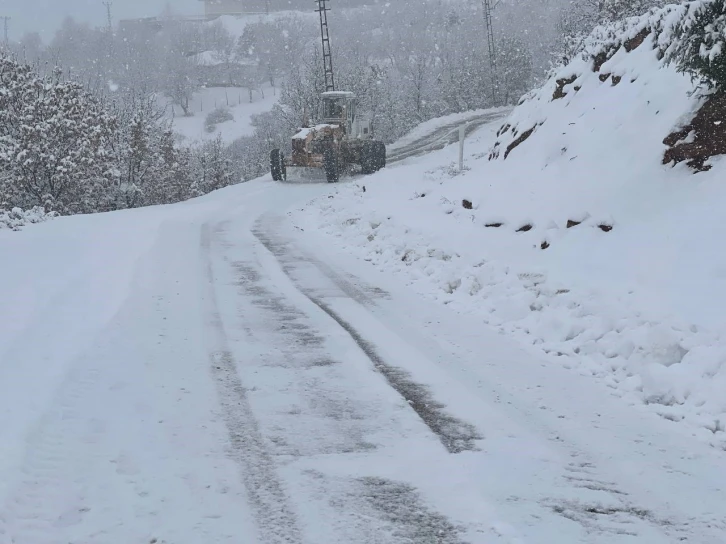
[201,223,303,544]
[210,220,472,542]
[302,294,481,454]
[253,218,482,454]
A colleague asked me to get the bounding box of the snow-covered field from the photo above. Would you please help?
[293,16,726,450]
[168,83,279,144]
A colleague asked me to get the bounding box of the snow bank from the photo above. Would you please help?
[294,5,726,449]
[0,207,57,231]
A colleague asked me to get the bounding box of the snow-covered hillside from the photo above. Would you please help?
[294,5,726,449]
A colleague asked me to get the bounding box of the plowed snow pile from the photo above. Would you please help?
[294,4,726,448]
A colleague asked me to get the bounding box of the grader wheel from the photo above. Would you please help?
[270,149,286,181]
[324,148,340,183]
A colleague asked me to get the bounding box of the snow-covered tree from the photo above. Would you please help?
[552,0,667,67]
[602,0,666,21]
[104,89,168,208]
[498,36,534,105]
[160,23,202,116]
[0,58,117,214]
[156,130,195,203]
[237,15,318,89]
[668,0,726,91]
[192,135,235,195]
[14,32,44,64]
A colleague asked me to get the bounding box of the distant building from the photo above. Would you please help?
[198,0,298,18]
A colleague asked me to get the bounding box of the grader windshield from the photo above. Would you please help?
[322,91,355,123]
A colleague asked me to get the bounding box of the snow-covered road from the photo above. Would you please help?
[2,177,726,543]
[386,108,512,164]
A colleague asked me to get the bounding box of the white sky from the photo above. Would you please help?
[1,0,201,39]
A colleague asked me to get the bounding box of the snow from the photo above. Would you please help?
[167,83,278,144]
[293,8,726,450]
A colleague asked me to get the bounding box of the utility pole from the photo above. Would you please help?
[103,1,113,33]
[1,16,11,46]
[315,0,335,92]
[102,2,114,87]
[480,0,499,105]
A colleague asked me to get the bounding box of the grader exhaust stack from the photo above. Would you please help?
[269,0,386,183]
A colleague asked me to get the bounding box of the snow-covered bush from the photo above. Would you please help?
[0,207,57,230]
[205,107,234,133]
[667,0,726,90]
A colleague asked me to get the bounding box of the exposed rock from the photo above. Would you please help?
[553,75,577,101]
[485,222,503,228]
[593,46,619,72]
[611,75,622,86]
[566,219,582,228]
[624,28,651,52]
[593,51,609,72]
[663,91,726,172]
[599,73,611,82]
[462,199,473,210]
[541,240,550,250]
[504,126,536,159]
[497,124,511,137]
[517,224,533,232]
[598,224,613,232]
